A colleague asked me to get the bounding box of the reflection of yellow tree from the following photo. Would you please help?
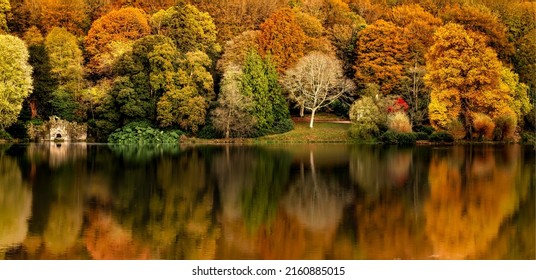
[477,146,534,259]
[41,156,86,255]
[43,202,82,254]
[356,195,432,259]
[0,156,32,254]
[146,150,219,259]
[425,146,523,259]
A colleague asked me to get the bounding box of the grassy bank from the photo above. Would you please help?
[256,122,352,143]
[187,121,353,144]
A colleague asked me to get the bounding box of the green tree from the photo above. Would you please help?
[156,50,214,133]
[0,35,33,129]
[23,27,57,119]
[425,23,511,137]
[500,66,532,123]
[241,50,292,136]
[103,35,215,135]
[45,27,84,121]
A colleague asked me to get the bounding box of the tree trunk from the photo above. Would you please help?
[225,119,230,139]
[300,103,305,117]
[309,109,316,128]
[29,98,38,119]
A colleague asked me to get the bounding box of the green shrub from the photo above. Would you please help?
[349,121,380,141]
[0,129,12,140]
[380,130,398,144]
[414,125,434,135]
[447,119,466,140]
[494,115,516,141]
[414,132,429,141]
[429,132,455,143]
[6,121,28,140]
[521,132,536,145]
[198,122,222,139]
[108,121,184,144]
[270,118,294,135]
[380,131,416,145]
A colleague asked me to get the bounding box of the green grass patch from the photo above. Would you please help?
[256,122,352,143]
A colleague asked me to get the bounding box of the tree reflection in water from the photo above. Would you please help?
[0,143,533,260]
[0,155,32,257]
[425,146,529,259]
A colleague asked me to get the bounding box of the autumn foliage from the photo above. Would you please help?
[354,20,410,95]
[258,8,307,72]
[85,7,151,75]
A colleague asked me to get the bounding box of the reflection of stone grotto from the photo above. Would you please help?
[26,143,87,168]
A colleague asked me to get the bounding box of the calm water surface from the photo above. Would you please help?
[0,143,534,260]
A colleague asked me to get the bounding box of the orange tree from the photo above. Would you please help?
[440,4,514,63]
[257,7,308,73]
[354,20,410,95]
[85,7,151,76]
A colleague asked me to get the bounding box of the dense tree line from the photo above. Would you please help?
[0,0,534,141]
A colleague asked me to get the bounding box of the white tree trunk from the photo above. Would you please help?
[300,103,305,117]
[309,109,316,128]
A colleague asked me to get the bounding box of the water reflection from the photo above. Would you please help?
[0,143,533,259]
[424,146,530,259]
[350,146,414,195]
[0,155,32,255]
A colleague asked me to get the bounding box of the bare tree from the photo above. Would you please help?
[212,65,256,138]
[282,52,355,128]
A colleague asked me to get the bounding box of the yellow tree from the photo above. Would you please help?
[425,23,512,137]
[440,4,514,63]
[0,0,9,33]
[354,20,410,95]
[0,35,33,129]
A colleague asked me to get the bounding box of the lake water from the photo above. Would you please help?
[0,143,534,260]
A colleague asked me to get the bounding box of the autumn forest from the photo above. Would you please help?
[0,0,535,143]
